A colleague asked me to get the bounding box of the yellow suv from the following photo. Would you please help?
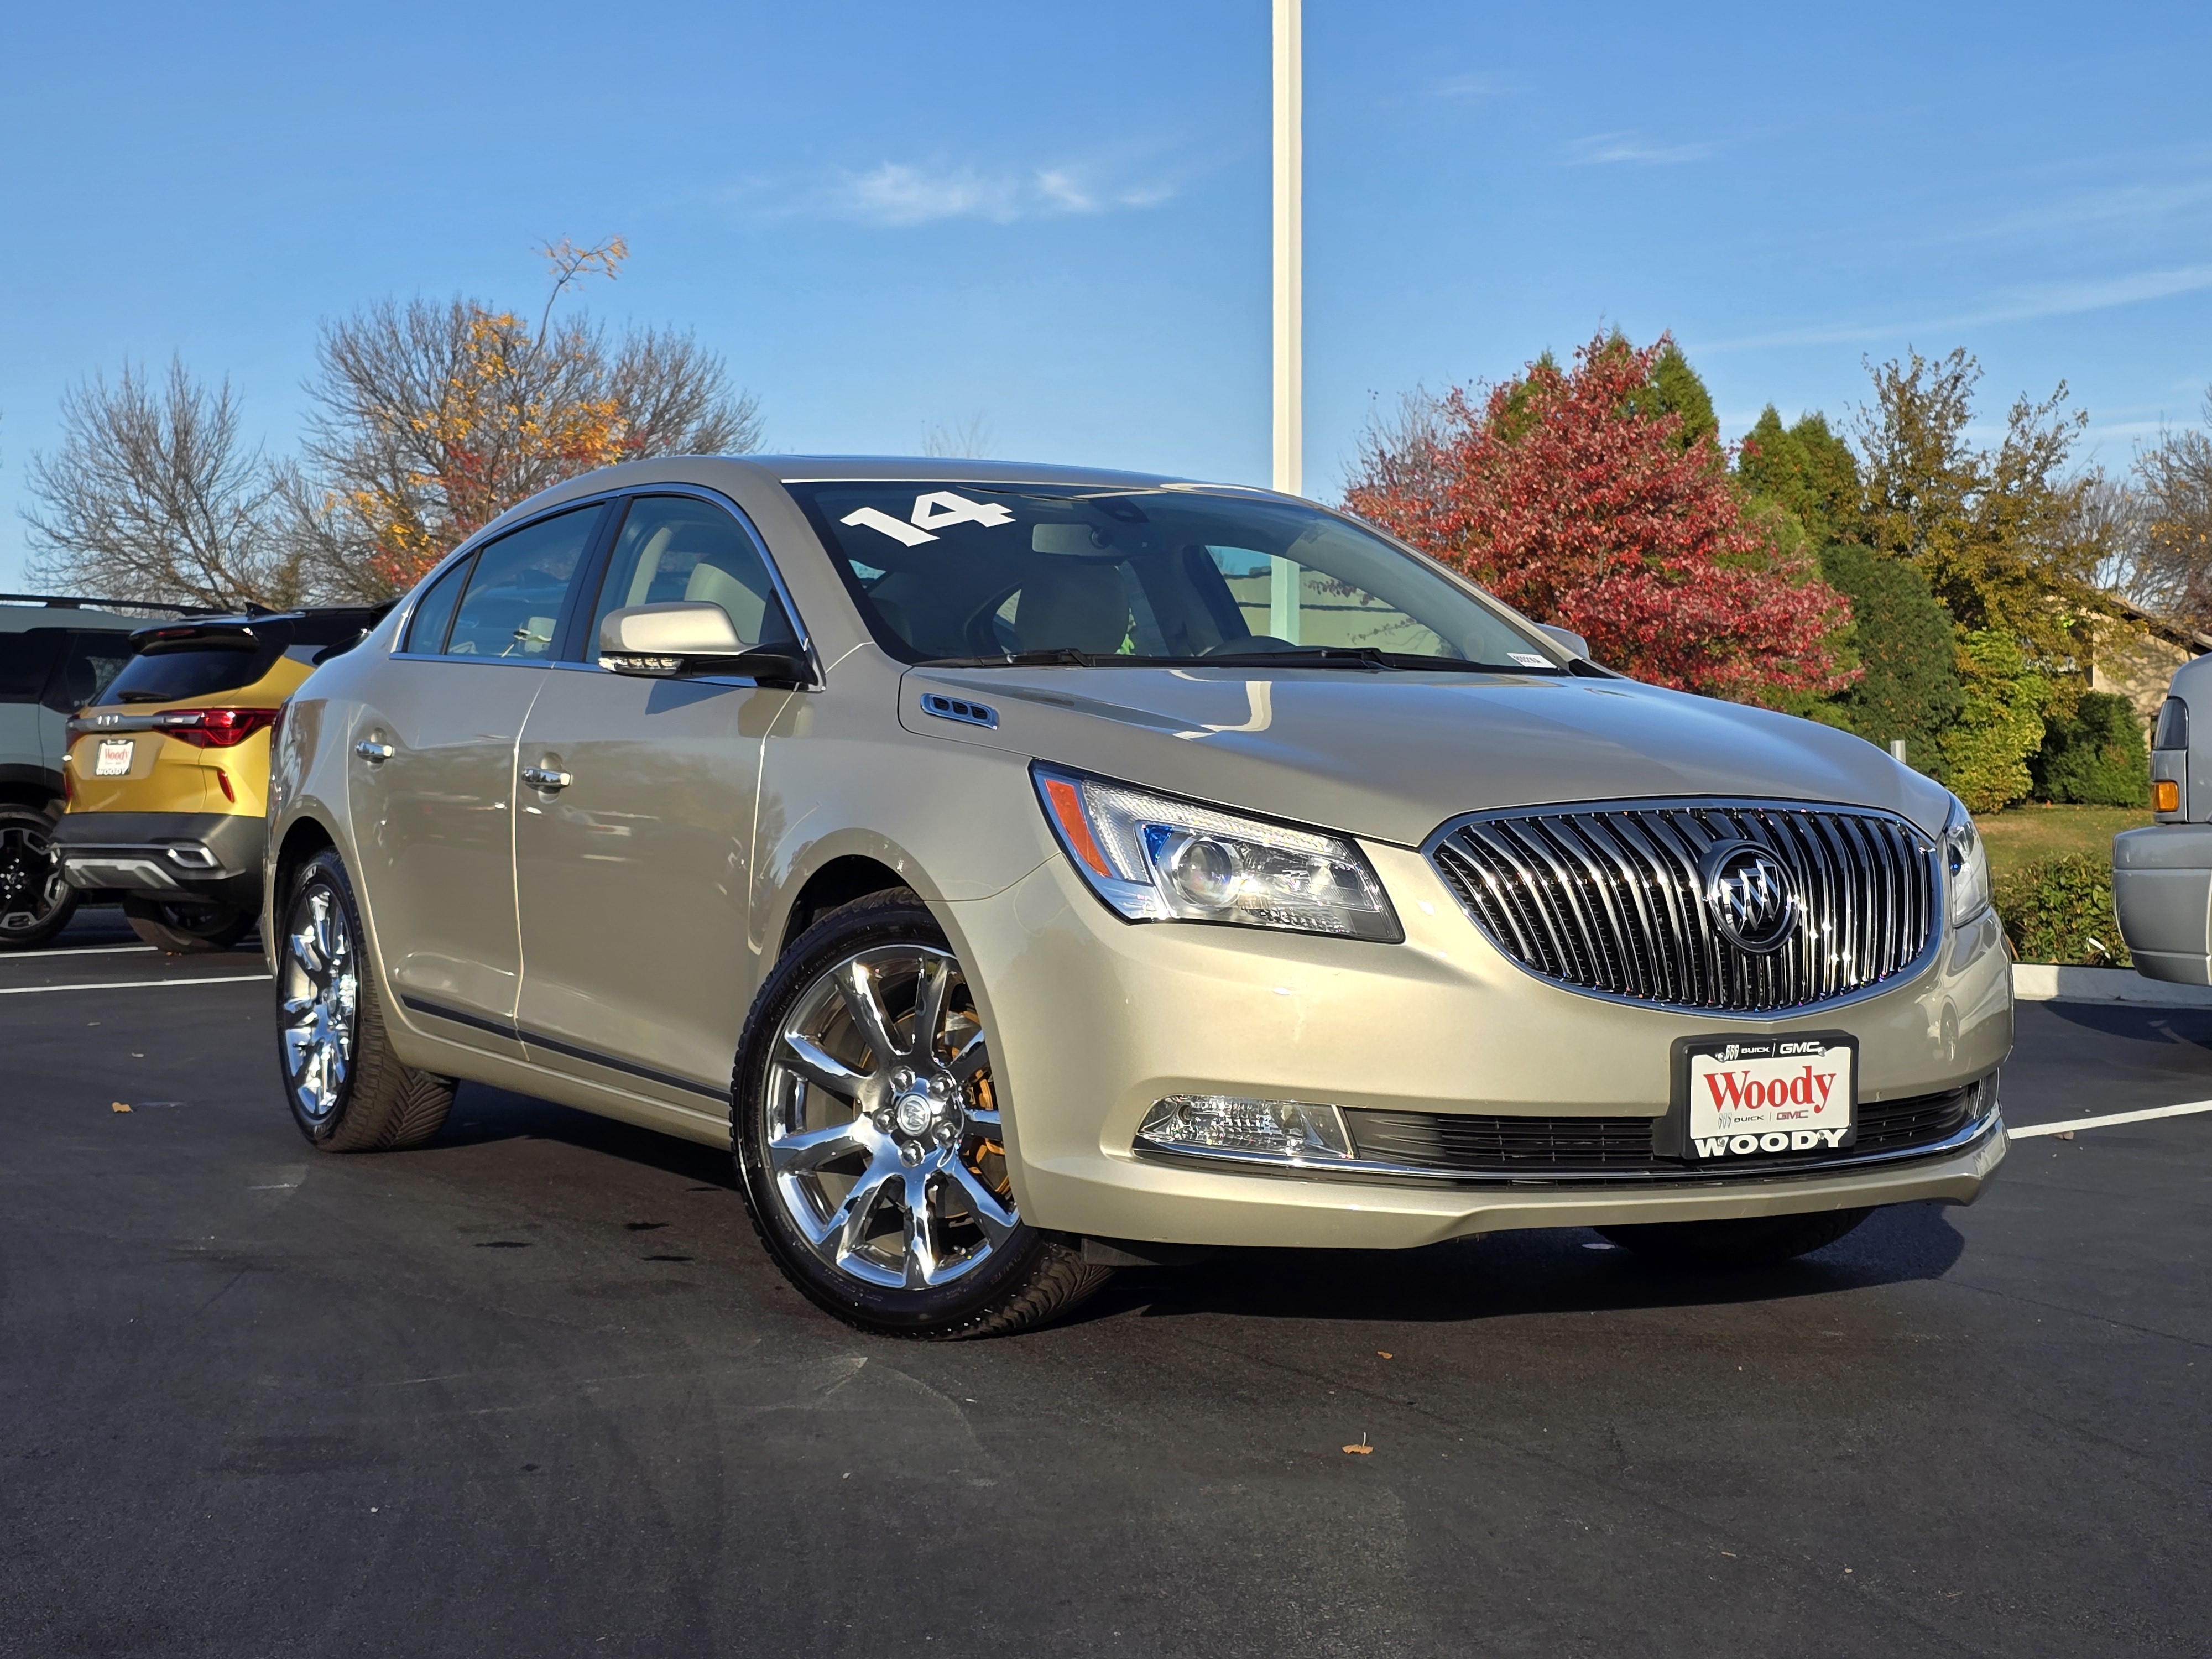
[57,607,387,953]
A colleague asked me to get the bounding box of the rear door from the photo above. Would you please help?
[347,503,607,1051]
[510,492,802,1113]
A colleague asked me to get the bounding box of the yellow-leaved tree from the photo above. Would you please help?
[281,238,761,598]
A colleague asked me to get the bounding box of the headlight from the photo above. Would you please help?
[1031,763,1402,942]
[1942,800,1990,925]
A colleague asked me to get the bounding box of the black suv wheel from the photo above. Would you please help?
[0,805,79,950]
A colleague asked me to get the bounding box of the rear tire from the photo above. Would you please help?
[732,889,1112,1339]
[275,848,453,1152]
[0,805,77,950]
[123,896,252,955]
[1597,1206,1873,1267]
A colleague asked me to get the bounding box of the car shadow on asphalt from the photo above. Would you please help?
[1073,1202,1969,1328]
[430,1082,739,1187]
[422,1084,1969,1329]
[2031,1000,2212,1048]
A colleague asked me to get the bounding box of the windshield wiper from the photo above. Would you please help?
[1191,648,1399,671]
[917,648,1105,668]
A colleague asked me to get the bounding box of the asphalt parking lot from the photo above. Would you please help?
[3,912,2207,1658]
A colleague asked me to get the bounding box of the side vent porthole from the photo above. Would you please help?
[920,692,999,731]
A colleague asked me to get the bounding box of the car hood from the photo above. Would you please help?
[899,665,1955,847]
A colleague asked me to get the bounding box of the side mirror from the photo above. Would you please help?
[598,602,813,687]
[1537,623,1590,660]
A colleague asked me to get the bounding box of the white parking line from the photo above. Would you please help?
[0,974,271,997]
[2011,1100,2212,1139]
[0,943,158,959]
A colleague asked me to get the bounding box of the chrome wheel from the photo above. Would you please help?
[279,882,359,1123]
[763,943,1015,1291]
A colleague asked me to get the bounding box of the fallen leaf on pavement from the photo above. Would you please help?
[111,1102,132,1113]
[1343,1435,1373,1455]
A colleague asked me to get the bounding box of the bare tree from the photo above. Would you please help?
[921,414,994,458]
[283,238,764,597]
[1345,387,1454,514]
[2131,405,2212,629]
[23,358,300,608]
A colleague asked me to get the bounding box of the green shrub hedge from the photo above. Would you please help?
[1991,853,2131,967]
[2032,691,2151,806]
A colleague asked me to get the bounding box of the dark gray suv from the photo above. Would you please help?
[1,597,158,946]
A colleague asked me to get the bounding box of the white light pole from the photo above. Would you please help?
[1270,0,1303,641]
[1271,0,1302,499]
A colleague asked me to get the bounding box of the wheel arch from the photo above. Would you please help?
[776,853,916,955]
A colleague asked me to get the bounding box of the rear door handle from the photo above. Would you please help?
[520,765,571,791]
[355,739,395,763]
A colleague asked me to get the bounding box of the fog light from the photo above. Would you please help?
[2154,779,2180,813]
[1136,1095,1355,1164]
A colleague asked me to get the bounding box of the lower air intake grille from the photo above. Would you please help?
[1342,1082,1982,1176]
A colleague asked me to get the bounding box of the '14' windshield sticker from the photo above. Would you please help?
[842,491,1015,547]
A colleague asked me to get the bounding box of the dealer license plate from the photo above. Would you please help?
[1684,1035,1855,1160]
[94,739,134,777]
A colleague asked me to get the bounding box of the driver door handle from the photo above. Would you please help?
[355,739,395,763]
[521,765,572,792]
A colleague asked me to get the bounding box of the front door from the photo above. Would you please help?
[348,503,604,1050]
[512,493,801,1113]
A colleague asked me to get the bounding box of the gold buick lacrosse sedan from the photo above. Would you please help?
[265,457,2011,1337]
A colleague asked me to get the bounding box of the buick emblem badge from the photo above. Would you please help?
[1700,840,1799,954]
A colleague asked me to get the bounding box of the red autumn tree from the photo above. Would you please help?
[1345,332,1854,705]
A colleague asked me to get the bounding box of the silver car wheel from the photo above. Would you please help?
[763,943,1015,1292]
[279,883,359,1123]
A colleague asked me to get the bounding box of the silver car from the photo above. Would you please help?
[266,457,2012,1337]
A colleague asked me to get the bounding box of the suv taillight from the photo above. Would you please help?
[154,707,280,748]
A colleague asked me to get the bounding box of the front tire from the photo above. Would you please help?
[0,805,77,950]
[1597,1206,1873,1266]
[123,895,252,955]
[275,849,453,1152]
[732,890,1110,1339]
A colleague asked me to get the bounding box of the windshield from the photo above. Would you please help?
[787,483,1563,671]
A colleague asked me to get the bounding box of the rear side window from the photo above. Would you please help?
[404,556,474,653]
[0,630,66,702]
[444,506,601,660]
[2156,697,2189,752]
[105,640,282,705]
[46,634,133,713]
[588,496,795,652]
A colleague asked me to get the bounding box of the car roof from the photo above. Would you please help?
[748,455,1188,489]
[0,597,163,634]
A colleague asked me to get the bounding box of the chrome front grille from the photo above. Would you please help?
[1428,800,1937,1013]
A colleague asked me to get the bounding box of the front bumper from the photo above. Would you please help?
[943,843,2013,1249]
[2113,825,2212,984]
[55,811,265,911]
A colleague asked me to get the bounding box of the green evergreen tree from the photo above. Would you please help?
[1942,629,2048,812]
[1816,541,1964,778]
[1642,342,1718,453]
[1737,407,1861,546]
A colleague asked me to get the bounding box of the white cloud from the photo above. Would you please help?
[1566,132,1716,166]
[1694,263,2212,353]
[1431,72,1506,101]
[825,157,1176,227]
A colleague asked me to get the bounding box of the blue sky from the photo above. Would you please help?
[4,1,2210,589]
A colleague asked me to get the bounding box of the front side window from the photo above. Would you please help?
[443,505,602,660]
[588,496,795,653]
[786,482,1561,671]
